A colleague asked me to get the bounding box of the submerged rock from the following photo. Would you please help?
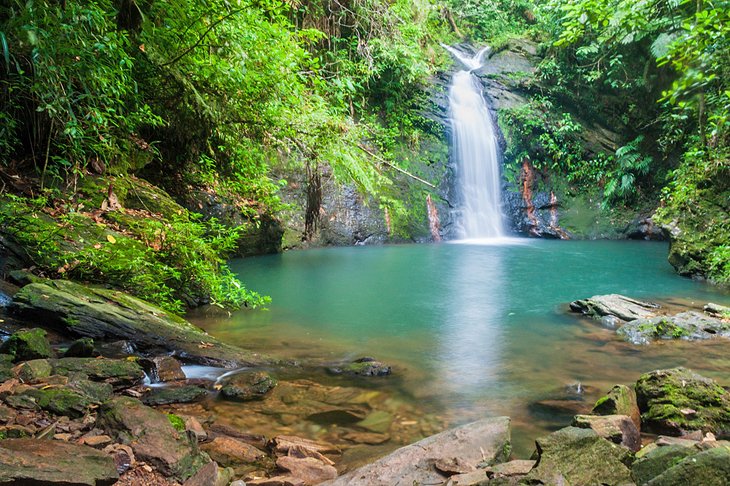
[569,294,659,322]
[635,367,730,438]
[10,279,270,367]
[0,328,52,362]
[98,396,208,480]
[323,417,511,486]
[0,438,118,485]
[201,435,266,467]
[219,370,277,401]
[327,357,392,377]
[617,311,730,344]
[593,384,641,430]
[525,426,633,485]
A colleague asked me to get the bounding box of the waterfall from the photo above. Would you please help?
[445,45,506,239]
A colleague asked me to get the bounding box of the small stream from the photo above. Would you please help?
[189,240,730,464]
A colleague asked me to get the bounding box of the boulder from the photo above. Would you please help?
[592,384,641,429]
[0,328,52,361]
[200,435,266,467]
[139,356,186,382]
[219,370,277,401]
[52,357,145,390]
[635,368,730,437]
[572,414,641,452]
[327,357,392,377]
[10,279,271,367]
[645,446,730,485]
[64,337,96,358]
[617,311,730,345]
[0,438,118,485]
[569,294,659,322]
[525,426,633,485]
[98,396,207,480]
[25,386,95,418]
[631,443,697,485]
[322,417,511,486]
[142,384,208,406]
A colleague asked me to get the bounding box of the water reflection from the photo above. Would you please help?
[435,245,506,414]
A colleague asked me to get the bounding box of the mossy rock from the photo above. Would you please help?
[0,328,52,362]
[51,357,145,391]
[636,368,730,437]
[13,359,52,382]
[98,396,208,480]
[25,387,94,418]
[11,279,270,367]
[142,385,208,406]
[327,357,392,377]
[0,354,15,381]
[64,337,96,358]
[219,371,277,402]
[525,426,633,485]
[593,384,641,429]
[68,377,114,403]
[631,444,697,485]
[645,446,730,485]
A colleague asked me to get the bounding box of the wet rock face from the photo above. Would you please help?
[0,438,119,485]
[635,368,730,438]
[569,294,660,322]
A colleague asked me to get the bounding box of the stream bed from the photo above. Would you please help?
[189,240,730,467]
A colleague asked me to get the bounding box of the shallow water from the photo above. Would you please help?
[190,240,730,461]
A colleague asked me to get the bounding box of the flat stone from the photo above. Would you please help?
[487,459,536,476]
[327,357,392,377]
[13,358,52,382]
[618,311,730,344]
[79,434,113,447]
[322,417,511,486]
[569,294,659,321]
[248,476,305,486]
[573,414,641,452]
[287,445,335,466]
[142,384,208,405]
[201,435,266,466]
[276,456,337,485]
[434,456,476,475]
[52,357,145,390]
[98,396,207,480]
[342,431,390,445]
[271,435,340,455]
[0,438,118,485]
[209,423,267,449]
[444,469,488,486]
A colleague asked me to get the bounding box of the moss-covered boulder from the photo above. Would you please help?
[645,446,730,485]
[0,438,118,485]
[593,384,641,430]
[25,387,94,418]
[64,337,96,358]
[635,368,730,437]
[631,443,697,485]
[525,426,633,485]
[51,357,145,390]
[98,396,208,480]
[11,279,270,367]
[0,328,52,362]
[219,371,277,402]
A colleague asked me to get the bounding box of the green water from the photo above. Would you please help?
[194,240,730,457]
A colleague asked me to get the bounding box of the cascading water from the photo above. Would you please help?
[445,45,506,239]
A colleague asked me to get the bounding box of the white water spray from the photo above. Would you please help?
[444,45,506,239]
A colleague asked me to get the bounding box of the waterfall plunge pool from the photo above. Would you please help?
[189,240,730,467]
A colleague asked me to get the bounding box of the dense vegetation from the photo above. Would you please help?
[0,0,727,313]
